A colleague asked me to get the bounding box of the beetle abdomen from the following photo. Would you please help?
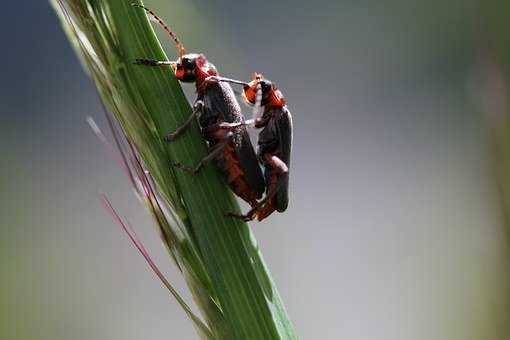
[217,141,261,206]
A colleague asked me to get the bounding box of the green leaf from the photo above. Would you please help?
[52,1,297,339]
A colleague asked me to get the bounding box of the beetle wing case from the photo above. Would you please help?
[275,107,292,212]
[237,128,265,197]
[201,81,265,198]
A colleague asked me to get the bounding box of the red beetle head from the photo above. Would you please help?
[243,73,286,107]
[173,53,218,83]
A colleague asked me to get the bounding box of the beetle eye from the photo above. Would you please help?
[182,58,194,69]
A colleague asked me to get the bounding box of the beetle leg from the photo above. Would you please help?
[174,132,233,175]
[227,155,288,222]
[133,58,176,67]
[225,211,256,222]
[226,183,279,222]
[218,122,242,129]
[265,155,289,175]
[205,76,249,87]
[218,119,255,130]
[165,101,203,141]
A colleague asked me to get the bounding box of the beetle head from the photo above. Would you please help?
[172,53,199,82]
[243,73,286,107]
[173,53,218,83]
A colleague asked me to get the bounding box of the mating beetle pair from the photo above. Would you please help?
[133,4,292,221]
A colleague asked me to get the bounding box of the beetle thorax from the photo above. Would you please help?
[195,55,219,91]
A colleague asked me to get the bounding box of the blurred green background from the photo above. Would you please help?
[2,0,510,339]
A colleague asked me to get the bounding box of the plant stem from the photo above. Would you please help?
[52,1,297,339]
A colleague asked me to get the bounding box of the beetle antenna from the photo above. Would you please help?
[132,3,186,57]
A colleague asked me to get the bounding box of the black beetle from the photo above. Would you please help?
[132,4,265,208]
[210,73,293,221]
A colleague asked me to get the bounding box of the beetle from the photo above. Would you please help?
[210,73,292,221]
[132,4,265,208]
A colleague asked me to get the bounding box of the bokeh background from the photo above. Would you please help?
[2,0,510,339]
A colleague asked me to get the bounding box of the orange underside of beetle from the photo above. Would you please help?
[221,143,260,207]
[255,172,278,221]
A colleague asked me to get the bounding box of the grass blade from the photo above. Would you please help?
[52,1,297,339]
